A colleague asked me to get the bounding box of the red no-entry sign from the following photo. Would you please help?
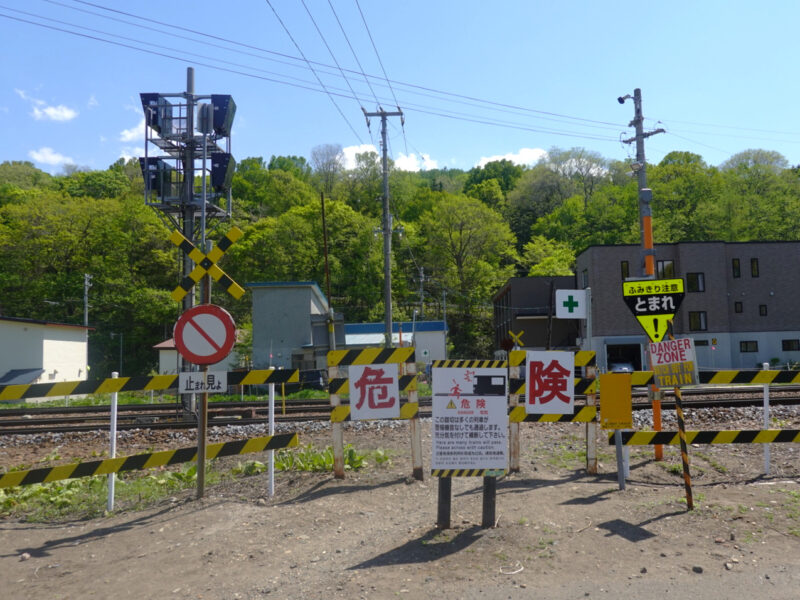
[174,304,236,365]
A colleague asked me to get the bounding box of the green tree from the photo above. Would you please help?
[521,235,575,276]
[268,155,312,182]
[418,194,517,357]
[464,159,523,195]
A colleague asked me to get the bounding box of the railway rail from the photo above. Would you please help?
[2,385,800,435]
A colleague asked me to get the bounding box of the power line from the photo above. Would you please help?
[264,0,364,144]
[300,0,363,111]
[354,0,400,110]
[327,0,380,106]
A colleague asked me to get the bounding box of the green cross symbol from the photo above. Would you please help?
[562,295,580,313]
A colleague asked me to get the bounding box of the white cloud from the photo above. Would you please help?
[342,144,377,169]
[16,88,78,121]
[476,147,547,168]
[29,147,73,166]
[88,95,98,108]
[119,146,144,161]
[394,152,438,172]
[32,104,78,121]
[120,118,145,143]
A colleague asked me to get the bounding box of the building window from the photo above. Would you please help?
[686,272,705,292]
[695,339,709,347]
[782,339,800,351]
[751,258,759,277]
[689,311,707,331]
[621,261,629,280]
[656,260,674,278]
[740,341,758,353]
[732,258,741,278]
[759,304,767,316]
[734,301,743,313]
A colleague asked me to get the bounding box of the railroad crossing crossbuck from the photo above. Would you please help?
[169,226,245,302]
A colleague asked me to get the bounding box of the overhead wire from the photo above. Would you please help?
[10,1,793,158]
[264,0,365,144]
[327,0,380,107]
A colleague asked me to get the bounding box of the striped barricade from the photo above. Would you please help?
[610,429,800,446]
[0,368,299,402]
[0,432,299,488]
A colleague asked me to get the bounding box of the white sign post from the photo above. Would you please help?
[525,351,575,415]
[348,363,400,420]
[432,367,508,472]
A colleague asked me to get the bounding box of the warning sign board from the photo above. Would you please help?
[431,367,508,473]
[599,373,632,429]
[526,350,575,415]
[648,337,697,388]
[179,370,228,394]
[622,278,685,342]
[174,304,236,366]
[348,363,400,420]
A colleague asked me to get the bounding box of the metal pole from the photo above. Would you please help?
[763,362,771,475]
[269,382,275,497]
[107,371,119,512]
[584,288,597,474]
[197,366,208,499]
[481,476,497,528]
[436,477,452,529]
[181,67,197,417]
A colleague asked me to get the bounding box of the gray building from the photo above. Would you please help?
[247,281,344,370]
[574,241,800,370]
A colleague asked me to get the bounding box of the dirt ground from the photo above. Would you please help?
[2,416,800,600]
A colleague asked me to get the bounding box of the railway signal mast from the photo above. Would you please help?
[139,67,236,414]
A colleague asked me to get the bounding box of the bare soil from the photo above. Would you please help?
[2,414,800,599]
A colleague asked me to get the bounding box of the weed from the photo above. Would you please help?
[235,444,370,474]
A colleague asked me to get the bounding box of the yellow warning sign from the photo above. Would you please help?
[446,399,457,409]
[622,278,685,343]
[599,373,632,430]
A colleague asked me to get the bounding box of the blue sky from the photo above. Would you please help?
[2,1,800,175]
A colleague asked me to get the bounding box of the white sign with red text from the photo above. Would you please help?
[526,350,575,414]
[431,367,508,472]
[648,337,697,388]
[348,363,400,420]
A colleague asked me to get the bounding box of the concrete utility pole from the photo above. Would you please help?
[619,88,665,460]
[363,108,404,348]
[619,88,664,278]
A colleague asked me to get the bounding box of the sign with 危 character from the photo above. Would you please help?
[648,337,697,388]
[622,278,685,343]
[526,350,575,415]
[348,363,400,420]
[431,367,508,473]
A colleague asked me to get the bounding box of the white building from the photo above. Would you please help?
[0,316,89,385]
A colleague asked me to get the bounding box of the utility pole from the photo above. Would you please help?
[363,108,403,348]
[83,273,92,327]
[418,266,425,318]
[619,88,664,278]
[619,88,665,460]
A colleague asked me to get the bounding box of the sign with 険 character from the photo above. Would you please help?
[526,351,575,414]
[348,363,400,420]
[649,337,697,388]
[431,367,508,473]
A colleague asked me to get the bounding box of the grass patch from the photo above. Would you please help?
[233,444,388,475]
[0,463,213,521]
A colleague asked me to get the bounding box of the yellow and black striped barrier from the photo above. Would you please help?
[508,405,596,423]
[330,401,419,422]
[431,469,506,477]
[169,227,245,301]
[432,359,508,368]
[327,347,415,366]
[0,369,300,402]
[508,350,596,367]
[0,432,299,488]
[609,429,800,445]
[699,370,800,385]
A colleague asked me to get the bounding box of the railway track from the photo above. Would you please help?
[2,386,800,435]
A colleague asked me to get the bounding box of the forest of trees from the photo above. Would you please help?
[2,145,799,376]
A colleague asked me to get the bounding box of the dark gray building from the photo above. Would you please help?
[574,241,800,370]
[492,276,581,354]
